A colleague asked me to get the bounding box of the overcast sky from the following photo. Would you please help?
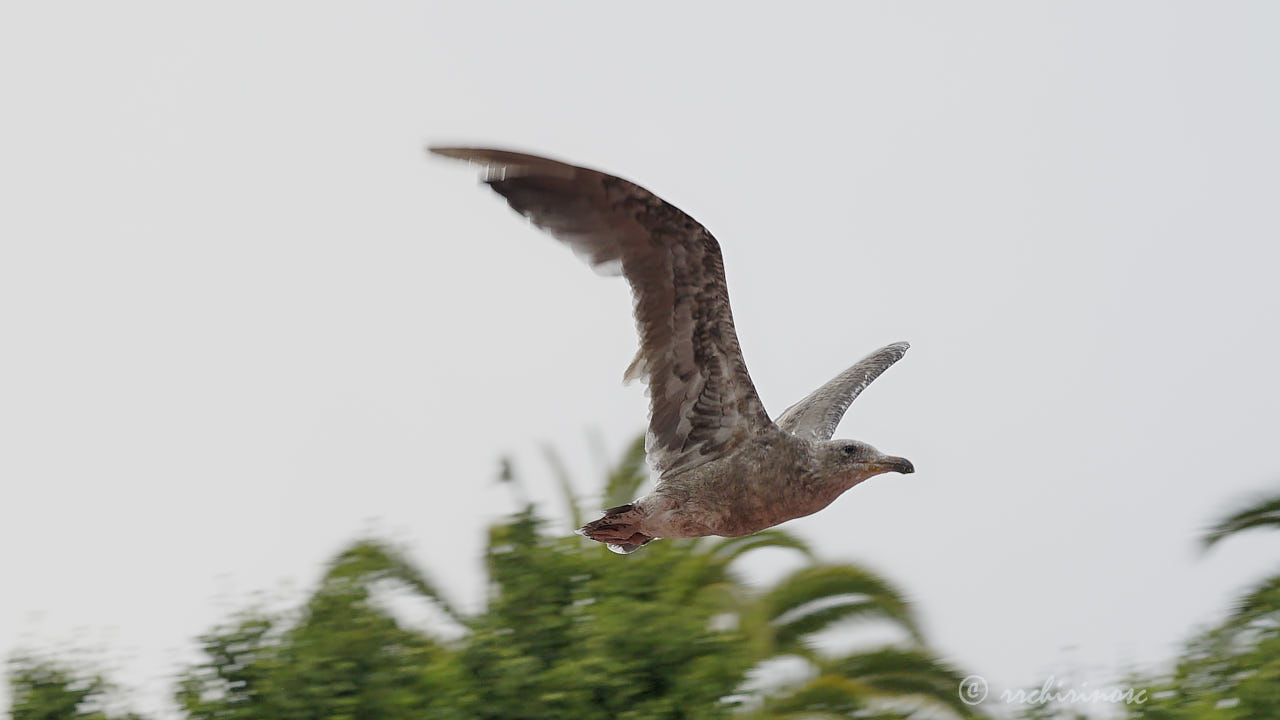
[2,2,1278,717]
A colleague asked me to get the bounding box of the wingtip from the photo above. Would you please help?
[425,146,580,180]
[426,145,473,161]
[860,340,910,367]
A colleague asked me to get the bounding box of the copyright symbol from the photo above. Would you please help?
[959,675,988,705]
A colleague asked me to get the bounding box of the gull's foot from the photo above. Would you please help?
[578,504,654,554]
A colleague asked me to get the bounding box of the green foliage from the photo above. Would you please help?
[176,541,469,720]
[7,657,141,720]
[820,648,983,719]
[1201,490,1280,549]
[1124,483,1280,719]
[761,564,923,655]
[760,648,982,720]
[1008,696,1092,720]
[1123,619,1280,720]
[463,510,756,720]
[8,434,989,720]
[764,674,876,717]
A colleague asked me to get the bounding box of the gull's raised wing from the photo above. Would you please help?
[431,147,774,476]
[776,342,909,441]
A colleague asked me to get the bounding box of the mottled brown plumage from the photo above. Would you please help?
[431,147,914,553]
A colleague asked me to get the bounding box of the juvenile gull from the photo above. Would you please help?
[431,147,914,553]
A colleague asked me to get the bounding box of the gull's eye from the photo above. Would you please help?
[841,444,859,458]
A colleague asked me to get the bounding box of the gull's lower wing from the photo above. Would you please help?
[430,146,774,476]
[776,342,910,441]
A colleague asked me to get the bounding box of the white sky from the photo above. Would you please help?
[2,2,1278,717]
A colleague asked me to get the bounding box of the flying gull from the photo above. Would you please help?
[431,147,914,553]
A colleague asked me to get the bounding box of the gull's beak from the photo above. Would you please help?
[870,456,915,475]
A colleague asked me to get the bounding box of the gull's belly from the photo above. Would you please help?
[720,476,842,536]
[641,464,834,539]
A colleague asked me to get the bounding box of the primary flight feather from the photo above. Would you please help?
[431,147,913,553]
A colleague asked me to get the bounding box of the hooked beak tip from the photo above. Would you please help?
[880,456,914,475]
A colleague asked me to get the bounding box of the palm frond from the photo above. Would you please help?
[707,529,816,565]
[323,539,462,623]
[660,532,813,607]
[763,564,922,652]
[1223,572,1280,628]
[1203,490,1280,549]
[822,647,987,719]
[765,673,877,716]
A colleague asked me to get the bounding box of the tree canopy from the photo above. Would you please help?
[11,445,1279,720]
[9,438,984,720]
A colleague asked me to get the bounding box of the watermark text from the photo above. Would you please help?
[959,675,1148,707]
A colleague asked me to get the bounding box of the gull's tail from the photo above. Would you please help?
[578,504,654,555]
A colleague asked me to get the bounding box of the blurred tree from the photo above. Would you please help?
[1201,490,1280,550]
[176,541,472,720]
[10,435,988,720]
[1007,695,1092,720]
[8,656,142,720]
[1123,619,1280,720]
[1124,485,1280,719]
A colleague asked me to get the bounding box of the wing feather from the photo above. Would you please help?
[776,342,909,441]
[431,147,774,476]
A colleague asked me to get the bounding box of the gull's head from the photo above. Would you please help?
[820,440,914,484]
